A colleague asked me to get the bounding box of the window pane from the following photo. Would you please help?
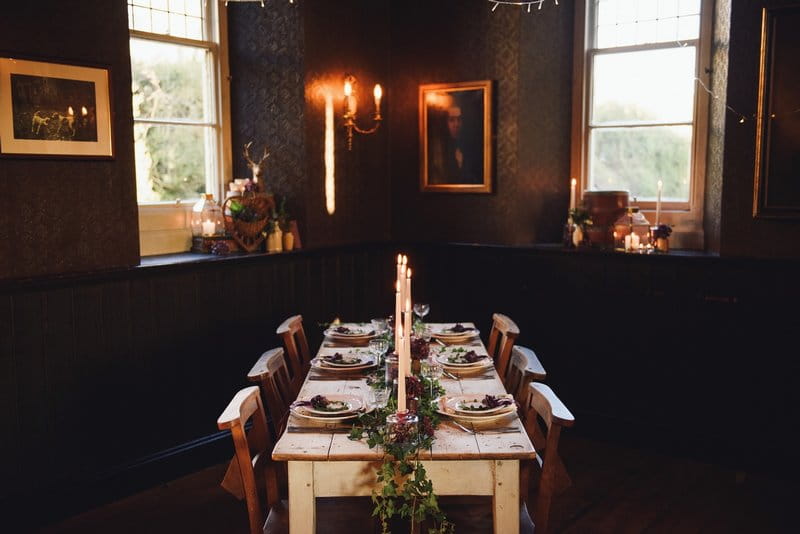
[591,47,696,124]
[594,0,699,46]
[128,0,204,40]
[589,125,692,201]
[130,38,208,121]
[134,124,208,202]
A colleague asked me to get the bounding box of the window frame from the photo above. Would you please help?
[130,0,233,256]
[570,0,713,249]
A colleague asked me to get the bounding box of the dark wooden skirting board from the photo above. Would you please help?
[2,242,799,529]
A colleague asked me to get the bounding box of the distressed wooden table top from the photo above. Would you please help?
[272,323,536,462]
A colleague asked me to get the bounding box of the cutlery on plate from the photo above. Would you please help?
[308,375,366,381]
[442,370,460,380]
[287,426,351,434]
[448,420,520,434]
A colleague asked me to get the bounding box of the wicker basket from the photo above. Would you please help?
[222,193,275,252]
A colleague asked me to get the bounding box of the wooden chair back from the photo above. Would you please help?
[487,313,520,381]
[503,345,548,405]
[247,347,295,441]
[520,382,575,534]
[218,386,280,534]
[277,315,312,395]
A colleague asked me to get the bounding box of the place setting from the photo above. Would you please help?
[436,393,520,433]
[433,344,495,379]
[322,323,379,345]
[288,393,373,432]
[429,322,481,345]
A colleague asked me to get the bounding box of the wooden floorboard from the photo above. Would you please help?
[34,434,798,533]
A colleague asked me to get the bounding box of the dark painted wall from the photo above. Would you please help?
[0,0,139,279]
[718,0,800,258]
[302,0,392,247]
[388,0,575,245]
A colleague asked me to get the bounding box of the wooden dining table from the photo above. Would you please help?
[271,322,537,533]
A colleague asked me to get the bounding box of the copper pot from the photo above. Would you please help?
[582,191,629,247]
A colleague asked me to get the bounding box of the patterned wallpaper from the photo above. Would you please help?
[388,0,574,245]
[227,1,307,232]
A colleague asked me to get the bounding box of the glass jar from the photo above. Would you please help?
[191,194,224,237]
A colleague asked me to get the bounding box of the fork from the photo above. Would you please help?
[449,420,521,434]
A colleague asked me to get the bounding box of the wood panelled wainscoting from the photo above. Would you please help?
[2,243,798,530]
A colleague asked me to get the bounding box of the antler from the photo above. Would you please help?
[243,142,270,182]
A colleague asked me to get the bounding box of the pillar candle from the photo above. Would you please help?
[403,268,412,403]
[631,232,640,249]
[656,180,663,226]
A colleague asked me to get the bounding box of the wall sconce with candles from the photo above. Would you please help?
[343,74,382,151]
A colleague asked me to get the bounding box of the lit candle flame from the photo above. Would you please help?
[67,106,74,116]
[81,106,88,116]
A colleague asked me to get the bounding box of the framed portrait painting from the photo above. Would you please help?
[0,57,113,158]
[419,80,492,193]
[753,5,800,219]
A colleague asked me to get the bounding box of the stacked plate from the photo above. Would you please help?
[434,348,493,377]
[437,394,517,428]
[311,351,377,373]
[430,324,480,344]
[290,394,367,424]
[323,324,377,344]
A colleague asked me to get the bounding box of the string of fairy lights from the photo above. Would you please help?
[488,0,559,12]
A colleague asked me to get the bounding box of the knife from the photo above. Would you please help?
[287,426,352,434]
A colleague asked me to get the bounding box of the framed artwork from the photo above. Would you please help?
[753,5,800,219]
[419,80,492,193]
[0,57,113,158]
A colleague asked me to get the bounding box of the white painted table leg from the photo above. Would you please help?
[493,459,519,534]
[288,461,316,534]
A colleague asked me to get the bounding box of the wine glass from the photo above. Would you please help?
[413,303,430,323]
[370,387,390,410]
[368,338,389,366]
[420,356,443,399]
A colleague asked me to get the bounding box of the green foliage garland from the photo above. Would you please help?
[349,372,454,534]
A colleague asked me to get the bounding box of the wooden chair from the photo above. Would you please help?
[503,345,548,405]
[218,386,286,534]
[248,347,295,441]
[276,315,312,396]
[487,313,520,381]
[520,382,575,534]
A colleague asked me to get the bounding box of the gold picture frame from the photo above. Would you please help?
[419,80,492,193]
[753,5,800,219]
[0,57,113,158]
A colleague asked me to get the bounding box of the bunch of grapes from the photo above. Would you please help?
[210,241,230,255]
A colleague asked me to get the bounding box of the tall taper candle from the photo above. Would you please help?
[656,180,663,226]
[569,178,577,212]
[404,268,412,404]
[397,322,406,412]
[395,280,401,354]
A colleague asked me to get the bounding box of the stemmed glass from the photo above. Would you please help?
[413,303,430,323]
[420,356,443,399]
[370,387,390,410]
[368,338,389,366]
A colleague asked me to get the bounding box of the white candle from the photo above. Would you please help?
[631,232,640,249]
[624,234,631,251]
[395,254,403,350]
[201,220,215,236]
[402,268,412,412]
[656,180,663,226]
[569,178,577,212]
[397,322,406,413]
[373,84,382,114]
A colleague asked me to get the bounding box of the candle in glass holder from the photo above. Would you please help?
[202,220,215,236]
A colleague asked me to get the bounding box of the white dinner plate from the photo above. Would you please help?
[324,325,376,339]
[291,394,364,421]
[437,396,517,424]
[435,352,489,367]
[445,394,515,415]
[311,355,377,372]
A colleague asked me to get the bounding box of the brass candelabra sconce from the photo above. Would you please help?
[343,74,382,151]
